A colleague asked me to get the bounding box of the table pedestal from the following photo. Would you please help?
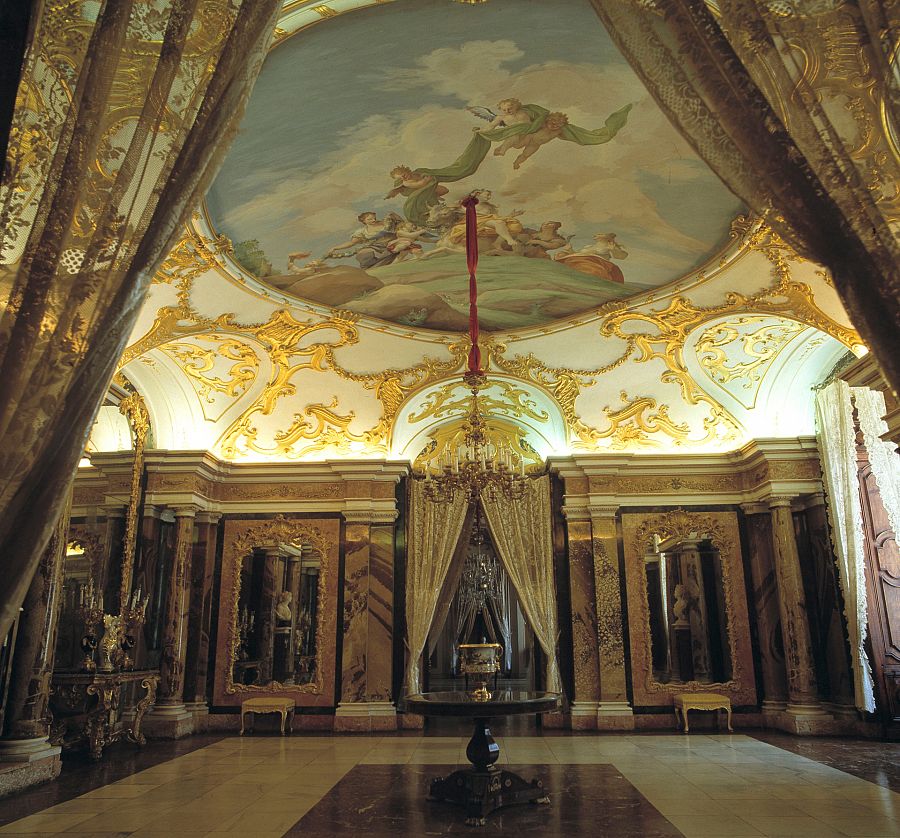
[427,717,549,827]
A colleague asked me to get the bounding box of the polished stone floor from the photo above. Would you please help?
[0,732,898,837]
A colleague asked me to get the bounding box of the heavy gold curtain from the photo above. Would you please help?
[405,480,469,694]
[592,0,900,395]
[482,476,562,694]
[0,0,280,641]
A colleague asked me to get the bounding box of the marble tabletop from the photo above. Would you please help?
[403,690,560,717]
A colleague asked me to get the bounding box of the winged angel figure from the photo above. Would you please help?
[391,98,632,226]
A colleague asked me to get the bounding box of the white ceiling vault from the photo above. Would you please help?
[89,0,863,466]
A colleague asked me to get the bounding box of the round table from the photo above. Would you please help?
[404,690,561,827]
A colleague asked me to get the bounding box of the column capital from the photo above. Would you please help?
[794,492,826,511]
[767,495,796,510]
[341,509,398,524]
[588,504,619,522]
[561,504,591,522]
[102,504,127,519]
[172,505,200,519]
[740,501,769,516]
[195,510,222,525]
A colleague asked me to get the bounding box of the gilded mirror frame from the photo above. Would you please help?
[622,509,756,706]
[224,517,330,696]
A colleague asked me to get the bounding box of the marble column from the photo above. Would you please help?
[335,512,397,732]
[0,501,70,788]
[590,506,633,729]
[181,512,220,730]
[561,506,600,730]
[768,496,830,730]
[145,506,196,739]
[99,505,126,606]
[677,539,711,681]
[740,503,789,715]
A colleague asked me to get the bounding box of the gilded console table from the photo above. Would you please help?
[49,670,159,760]
[673,692,733,733]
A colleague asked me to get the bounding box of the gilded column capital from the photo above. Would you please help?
[562,503,592,522]
[767,495,796,510]
[588,504,619,522]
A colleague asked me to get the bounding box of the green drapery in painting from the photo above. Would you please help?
[0,0,281,642]
[591,0,900,396]
[399,103,633,225]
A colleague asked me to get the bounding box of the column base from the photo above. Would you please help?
[570,701,599,731]
[764,702,834,735]
[334,701,397,732]
[0,738,61,798]
[183,701,210,733]
[143,703,195,739]
[597,701,635,731]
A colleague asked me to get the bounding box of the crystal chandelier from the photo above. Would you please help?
[422,193,530,504]
[423,371,527,504]
[459,521,502,613]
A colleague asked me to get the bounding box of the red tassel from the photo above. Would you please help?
[461,194,481,374]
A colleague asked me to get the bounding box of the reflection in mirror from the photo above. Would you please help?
[644,534,732,685]
[232,543,320,688]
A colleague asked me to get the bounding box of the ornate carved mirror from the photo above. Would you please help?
[225,522,327,695]
[643,533,732,685]
[624,509,752,698]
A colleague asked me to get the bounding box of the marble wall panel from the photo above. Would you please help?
[367,525,394,701]
[341,523,370,703]
[567,521,600,704]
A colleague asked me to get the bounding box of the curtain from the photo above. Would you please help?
[855,388,900,545]
[482,476,562,693]
[489,569,513,672]
[815,380,875,711]
[591,0,900,397]
[0,0,280,641]
[427,504,475,661]
[405,480,469,694]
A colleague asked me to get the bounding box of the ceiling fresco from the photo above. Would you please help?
[205,0,745,332]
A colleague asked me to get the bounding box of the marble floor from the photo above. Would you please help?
[0,732,898,837]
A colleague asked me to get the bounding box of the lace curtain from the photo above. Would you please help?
[591,0,900,396]
[815,380,875,711]
[481,476,562,693]
[405,480,469,694]
[0,1,280,640]
[855,388,900,545]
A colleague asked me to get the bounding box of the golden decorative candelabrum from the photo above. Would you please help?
[75,579,104,673]
[119,586,149,671]
[459,643,502,701]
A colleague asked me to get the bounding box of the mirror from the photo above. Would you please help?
[231,543,321,690]
[644,533,732,685]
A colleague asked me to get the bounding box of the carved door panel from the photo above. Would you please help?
[857,455,900,732]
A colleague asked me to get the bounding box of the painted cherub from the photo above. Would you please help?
[386,221,430,261]
[468,98,533,132]
[385,165,449,201]
[503,111,570,169]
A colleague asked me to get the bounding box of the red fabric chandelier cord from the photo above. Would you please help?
[461,194,481,374]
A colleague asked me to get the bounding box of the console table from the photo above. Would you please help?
[49,670,159,760]
[404,690,560,827]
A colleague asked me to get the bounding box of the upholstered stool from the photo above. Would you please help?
[239,697,295,735]
[673,692,733,733]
